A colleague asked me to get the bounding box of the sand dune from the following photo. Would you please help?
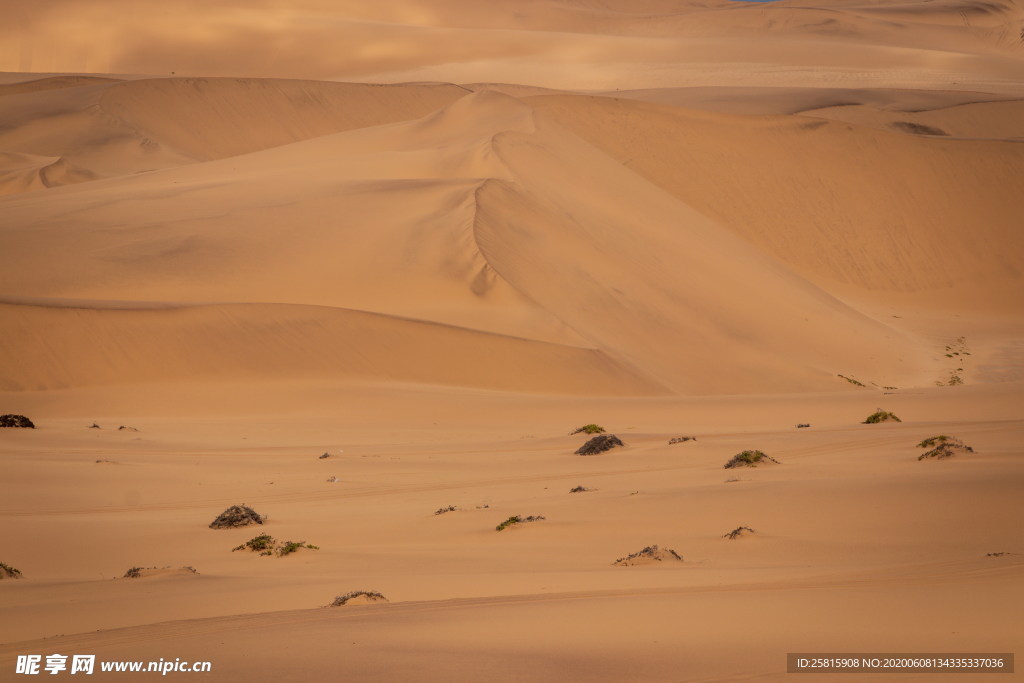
[1,1,1022,680]
[529,93,1024,308]
[0,88,942,393]
[0,300,659,394]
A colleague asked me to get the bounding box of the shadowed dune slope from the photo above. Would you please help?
[0,77,469,194]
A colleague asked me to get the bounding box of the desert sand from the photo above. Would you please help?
[1,1,1022,680]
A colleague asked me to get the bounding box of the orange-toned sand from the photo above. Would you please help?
[1,1,1022,681]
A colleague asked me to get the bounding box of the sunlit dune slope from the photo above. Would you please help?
[0,90,937,394]
[528,94,1024,308]
[0,301,661,395]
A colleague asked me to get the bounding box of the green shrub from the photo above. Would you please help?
[496,515,521,531]
[863,409,902,424]
[277,541,318,557]
[233,534,276,553]
[496,515,544,531]
[917,436,973,460]
[917,435,951,449]
[571,424,605,435]
[723,450,779,469]
[232,534,318,556]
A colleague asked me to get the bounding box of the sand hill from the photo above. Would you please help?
[0,1,1021,681]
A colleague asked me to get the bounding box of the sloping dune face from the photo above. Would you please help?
[0,87,943,394]
[2,3,1024,682]
[0,0,1021,395]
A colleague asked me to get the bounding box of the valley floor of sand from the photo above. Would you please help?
[1,381,1021,681]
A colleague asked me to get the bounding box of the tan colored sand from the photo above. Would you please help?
[1,1,1022,680]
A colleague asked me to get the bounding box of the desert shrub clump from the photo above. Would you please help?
[330,591,387,606]
[723,450,779,469]
[575,434,624,455]
[233,534,318,557]
[917,435,974,460]
[570,424,606,435]
[209,504,264,529]
[278,541,319,556]
[496,515,545,531]
[0,414,34,428]
[863,409,902,424]
[723,526,755,539]
[613,545,683,565]
[0,562,23,579]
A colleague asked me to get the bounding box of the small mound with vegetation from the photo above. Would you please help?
[232,534,318,557]
[278,540,319,557]
[122,566,198,579]
[569,485,589,493]
[434,505,458,515]
[613,545,683,566]
[0,414,35,428]
[232,533,276,554]
[570,424,605,435]
[1,562,23,579]
[209,504,264,529]
[668,436,696,444]
[496,515,545,531]
[917,435,974,460]
[723,526,755,540]
[575,434,624,455]
[795,423,810,429]
[330,590,388,606]
[863,409,902,424]
[723,450,779,469]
